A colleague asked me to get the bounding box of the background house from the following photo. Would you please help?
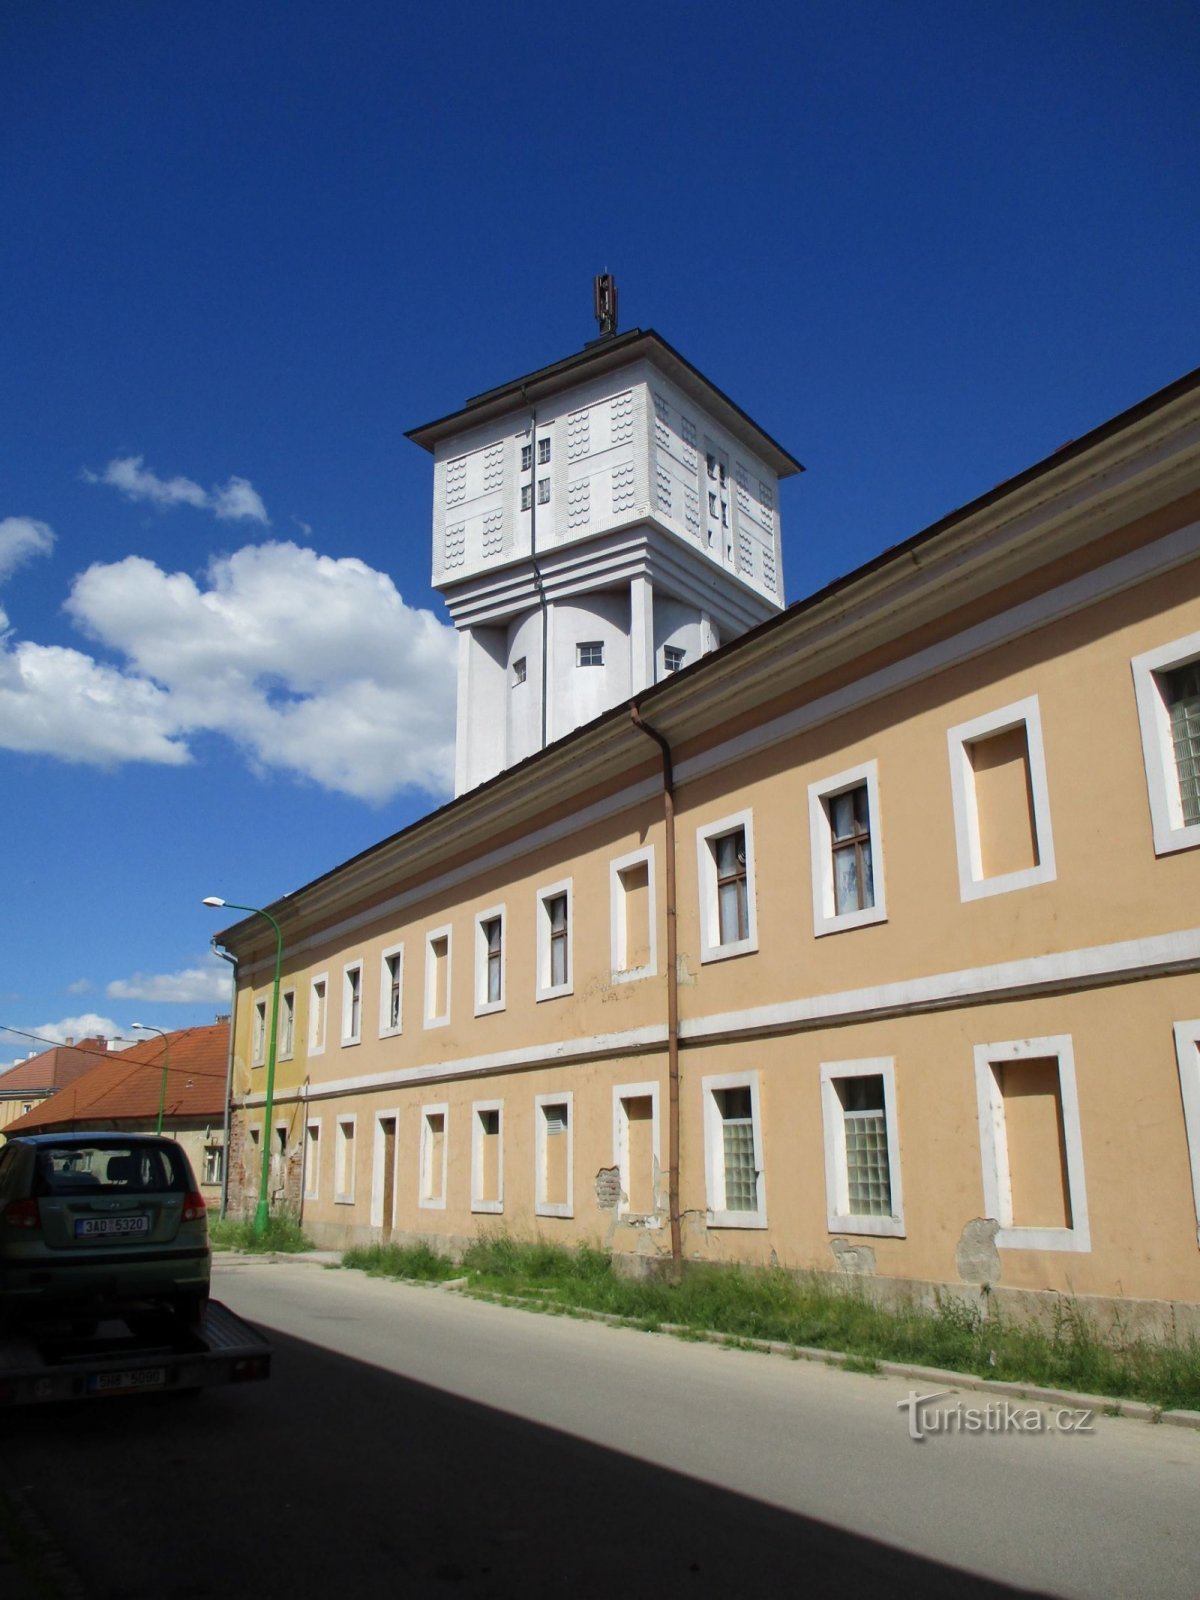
[4,1021,231,1205]
[0,1036,110,1139]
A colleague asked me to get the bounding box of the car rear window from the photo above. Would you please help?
[32,1143,191,1197]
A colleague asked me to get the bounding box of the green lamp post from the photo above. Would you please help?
[204,896,283,1238]
[131,1022,170,1134]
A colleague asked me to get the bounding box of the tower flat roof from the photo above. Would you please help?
[405,328,804,477]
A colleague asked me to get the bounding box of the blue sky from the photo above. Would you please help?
[1,1,1197,1069]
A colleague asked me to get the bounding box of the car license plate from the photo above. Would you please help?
[75,1215,150,1238]
[87,1366,167,1394]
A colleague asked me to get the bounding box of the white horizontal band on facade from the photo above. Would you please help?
[238,926,1200,1108]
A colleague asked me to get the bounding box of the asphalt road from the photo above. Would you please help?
[2,1256,1198,1599]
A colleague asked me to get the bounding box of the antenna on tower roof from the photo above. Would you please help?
[593,273,618,339]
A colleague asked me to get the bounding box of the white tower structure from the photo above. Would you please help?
[408,306,802,796]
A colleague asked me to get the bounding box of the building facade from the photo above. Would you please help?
[218,347,1200,1332]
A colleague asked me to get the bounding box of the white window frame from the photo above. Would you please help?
[308,972,328,1057]
[973,1035,1090,1252]
[534,1091,574,1218]
[947,695,1056,901]
[370,1108,401,1231]
[808,760,887,936]
[334,1114,357,1205]
[303,1118,321,1201]
[424,926,452,1029]
[470,1099,504,1215]
[701,1071,767,1228]
[252,996,267,1067]
[202,1144,223,1186]
[696,810,758,963]
[280,988,296,1059]
[612,1081,661,1224]
[378,943,404,1038]
[609,847,657,983]
[419,1103,449,1210]
[1131,630,1200,856]
[1170,1020,1200,1246]
[535,878,573,1002]
[474,904,507,1017]
[341,959,363,1047]
[819,1057,904,1237]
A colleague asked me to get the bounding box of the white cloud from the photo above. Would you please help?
[0,1014,122,1073]
[108,959,233,1005]
[66,978,94,995]
[0,517,55,583]
[85,456,270,524]
[0,539,456,801]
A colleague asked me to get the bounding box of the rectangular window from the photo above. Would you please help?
[948,696,1056,901]
[425,927,451,1027]
[334,1115,356,1205]
[304,1120,321,1201]
[371,1112,399,1232]
[609,847,656,982]
[520,443,532,471]
[663,645,685,673]
[342,961,363,1046]
[512,656,527,686]
[379,945,403,1037]
[471,1101,504,1213]
[809,761,887,936]
[613,1082,661,1221]
[820,1059,904,1236]
[419,1105,448,1209]
[577,641,603,667]
[252,998,267,1067]
[536,880,573,1000]
[202,1144,223,1186]
[702,1073,766,1227]
[537,437,551,465]
[696,812,757,962]
[535,1092,573,1218]
[280,990,295,1058]
[520,483,532,511]
[537,477,550,505]
[1132,632,1200,855]
[474,905,506,1015]
[1171,1021,1200,1243]
[973,1036,1090,1252]
[309,974,328,1055]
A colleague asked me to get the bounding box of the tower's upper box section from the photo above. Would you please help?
[407,329,803,610]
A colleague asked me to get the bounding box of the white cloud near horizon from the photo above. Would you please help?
[108,958,233,1005]
[0,516,55,582]
[0,538,457,801]
[84,456,270,525]
[0,1013,123,1074]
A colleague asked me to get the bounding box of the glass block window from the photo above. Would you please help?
[840,1074,891,1216]
[1164,662,1200,825]
[717,1087,757,1212]
[829,784,874,915]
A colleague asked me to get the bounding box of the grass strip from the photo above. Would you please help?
[209,1214,314,1253]
[342,1232,1200,1411]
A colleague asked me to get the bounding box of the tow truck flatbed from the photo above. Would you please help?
[0,1301,271,1405]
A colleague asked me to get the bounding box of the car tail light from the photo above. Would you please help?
[182,1191,207,1223]
[3,1198,41,1230]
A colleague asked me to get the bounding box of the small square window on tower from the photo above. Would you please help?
[663,645,685,674]
[577,641,603,667]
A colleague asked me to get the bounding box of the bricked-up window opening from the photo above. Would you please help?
[385,952,402,1031]
[715,830,748,945]
[995,1058,1073,1230]
[968,724,1039,878]
[421,1110,446,1204]
[521,483,532,511]
[304,1122,320,1199]
[310,978,327,1051]
[541,1101,570,1209]
[829,785,874,915]
[252,998,267,1066]
[838,1075,891,1216]
[618,861,650,973]
[483,917,503,1004]
[512,657,527,686]
[203,1145,222,1186]
[717,1087,758,1212]
[621,1094,654,1214]
[538,438,551,465]
[474,1106,502,1209]
[427,934,449,1024]
[1163,661,1200,825]
[664,645,685,674]
[281,990,295,1056]
[547,894,568,988]
[577,641,603,667]
[335,1118,355,1202]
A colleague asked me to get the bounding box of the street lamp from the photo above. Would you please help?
[131,1022,170,1135]
[204,896,283,1238]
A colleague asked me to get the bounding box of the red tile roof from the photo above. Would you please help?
[4,1023,229,1132]
[0,1037,113,1097]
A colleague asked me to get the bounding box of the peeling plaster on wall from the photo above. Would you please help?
[830,1238,877,1275]
[957,1217,1002,1284]
[594,1165,622,1209]
[675,954,699,988]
